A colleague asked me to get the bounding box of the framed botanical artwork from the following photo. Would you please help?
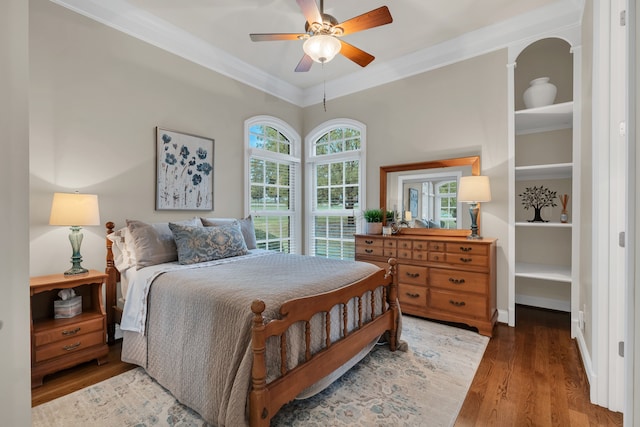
[409,187,418,219]
[156,127,214,211]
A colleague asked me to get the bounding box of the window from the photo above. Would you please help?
[245,116,301,253]
[306,119,366,259]
[435,180,458,229]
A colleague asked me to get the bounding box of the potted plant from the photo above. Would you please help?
[363,208,384,234]
[519,185,557,222]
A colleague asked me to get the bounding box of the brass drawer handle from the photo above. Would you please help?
[365,240,374,244]
[63,342,81,351]
[449,300,466,307]
[449,278,466,285]
[405,292,420,298]
[62,327,81,336]
[405,272,420,278]
[460,246,473,252]
[365,249,374,254]
[432,245,441,250]
[459,257,473,263]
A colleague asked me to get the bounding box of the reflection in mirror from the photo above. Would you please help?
[380,156,480,236]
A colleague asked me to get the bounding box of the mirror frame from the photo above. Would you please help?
[380,156,480,236]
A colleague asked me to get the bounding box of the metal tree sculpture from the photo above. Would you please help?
[519,185,557,222]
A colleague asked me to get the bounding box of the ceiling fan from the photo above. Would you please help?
[249,0,393,72]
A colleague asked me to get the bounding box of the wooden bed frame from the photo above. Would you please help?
[104,221,399,426]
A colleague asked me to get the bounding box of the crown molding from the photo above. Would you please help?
[50,0,583,108]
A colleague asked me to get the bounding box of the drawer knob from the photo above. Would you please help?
[63,342,81,351]
[449,278,466,285]
[449,300,466,307]
[62,327,81,336]
[433,256,440,261]
[405,292,420,298]
[459,257,473,263]
[460,246,473,252]
[406,272,420,278]
[365,249,374,254]
[365,240,374,244]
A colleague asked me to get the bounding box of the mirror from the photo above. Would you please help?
[380,156,480,236]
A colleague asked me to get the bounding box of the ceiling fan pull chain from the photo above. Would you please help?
[323,62,327,112]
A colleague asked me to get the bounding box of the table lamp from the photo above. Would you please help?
[458,176,491,240]
[49,192,101,276]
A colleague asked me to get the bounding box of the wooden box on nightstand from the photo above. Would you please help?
[30,269,109,388]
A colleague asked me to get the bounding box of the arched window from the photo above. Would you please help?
[244,116,301,253]
[305,119,366,259]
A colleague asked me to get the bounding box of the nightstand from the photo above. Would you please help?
[30,269,109,388]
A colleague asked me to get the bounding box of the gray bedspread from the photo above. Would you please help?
[121,252,385,426]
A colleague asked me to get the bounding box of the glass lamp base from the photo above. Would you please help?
[64,265,89,276]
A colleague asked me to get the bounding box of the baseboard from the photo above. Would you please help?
[515,294,571,312]
[574,322,596,399]
[497,308,509,324]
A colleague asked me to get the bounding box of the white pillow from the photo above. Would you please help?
[107,227,137,272]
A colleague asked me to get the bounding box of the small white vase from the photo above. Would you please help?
[523,77,557,109]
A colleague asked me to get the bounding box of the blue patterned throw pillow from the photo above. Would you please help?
[168,222,248,265]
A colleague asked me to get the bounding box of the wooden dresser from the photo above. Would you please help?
[355,234,497,336]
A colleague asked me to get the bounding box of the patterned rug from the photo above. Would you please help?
[32,316,488,427]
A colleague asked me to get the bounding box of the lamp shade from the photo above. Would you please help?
[49,193,101,226]
[458,176,492,203]
[303,34,341,63]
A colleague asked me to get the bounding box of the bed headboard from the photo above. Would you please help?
[105,221,121,345]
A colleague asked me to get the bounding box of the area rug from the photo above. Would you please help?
[32,316,488,427]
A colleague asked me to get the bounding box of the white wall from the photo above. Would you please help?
[29,0,302,277]
[0,0,32,423]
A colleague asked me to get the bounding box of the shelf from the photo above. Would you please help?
[515,262,571,283]
[515,221,572,228]
[515,101,573,135]
[515,163,572,180]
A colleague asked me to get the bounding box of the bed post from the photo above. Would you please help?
[250,300,269,427]
[386,258,398,351]
[105,221,117,345]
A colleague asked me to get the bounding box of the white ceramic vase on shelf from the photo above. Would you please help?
[523,77,557,109]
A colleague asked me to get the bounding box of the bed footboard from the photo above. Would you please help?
[249,259,398,427]
[105,221,121,345]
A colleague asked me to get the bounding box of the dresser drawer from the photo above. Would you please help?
[34,330,105,363]
[445,243,489,256]
[34,316,103,347]
[428,252,445,263]
[398,240,413,250]
[398,283,427,307]
[398,264,428,285]
[412,241,428,251]
[429,289,486,318]
[429,268,488,294]
[383,248,397,257]
[356,237,383,248]
[357,246,385,257]
[397,249,413,259]
[412,251,428,261]
[383,239,397,249]
[428,241,446,252]
[445,253,488,267]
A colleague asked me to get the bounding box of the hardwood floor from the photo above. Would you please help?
[32,306,624,427]
[456,305,623,426]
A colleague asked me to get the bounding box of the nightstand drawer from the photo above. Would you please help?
[34,316,103,347]
[34,330,104,363]
[429,289,486,318]
[398,265,427,285]
[398,283,427,307]
[429,268,488,293]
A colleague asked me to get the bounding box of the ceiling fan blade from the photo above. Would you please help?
[250,33,305,42]
[295,54,314,72]
[338,6,393,36]
[296,0,322,25]
[339,40,375,68]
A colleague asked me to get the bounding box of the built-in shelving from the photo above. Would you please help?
[515,262,571,283]
[515,221,572,228]
[515,163,572,180]
[515,101,573,134]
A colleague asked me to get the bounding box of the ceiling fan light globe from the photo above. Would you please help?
[303,35,341,63]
